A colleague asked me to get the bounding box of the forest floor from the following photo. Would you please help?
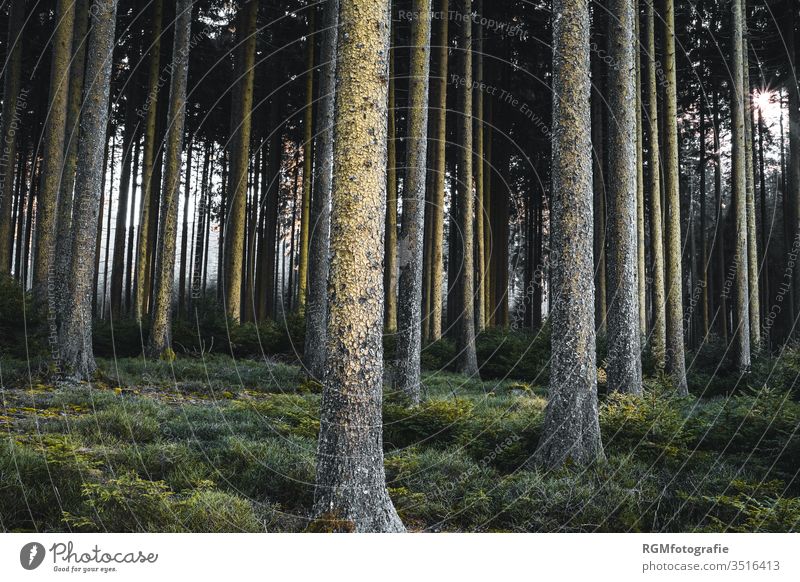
[0,351,799,533]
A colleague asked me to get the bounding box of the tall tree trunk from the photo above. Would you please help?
[258,98,282,320]
[645,0,665,367]
[134,0,164,322]
[662,0,688,393]
[0,0,26,272]
[384,35,398,332]
[742,0,760,351]
[699,78,709,340]
[125,136,142,311]
[712,89,729,343]
[428,0,449,341]
[191,144,211,314]
[32,0,76,308]
[591,15,607,336]
[312,0,404,533]
[146,0,192,359]
[533,0,604,468]
[788,4,800,331]
[731,0,751,370]
[474,0,486,332]
[396,0,432,404]
[111,83,141,318]
[296,9,315,314]
[757,106,769,349]
[224,0,259,322]
[635,3,646,338]
[178,135,193,316]
[454,0,479,376]
[304,0,339,380]
[59,0,118,379]
[606,0,643,394]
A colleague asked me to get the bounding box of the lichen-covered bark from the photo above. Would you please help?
[429,0,449,341]
[304,0,338,380]
[662,0,688,394]
[605,0,643,395]
[454,0,479,376]
[223,0,258,322]
[384,39,398,333]
[742,0,760,351]
[0,0,26,272]
[645,0,665,369]
[396,0,432,404]
[591,31,606,336]
[32,0,75,307]
[533,0,604,468]
[296,9,315,314]
[59,0,118,380]
[313,0,404,533]
[731,0,751,370]
[635,6,646,338]
[146,0,192,359]
[134,0,163,321]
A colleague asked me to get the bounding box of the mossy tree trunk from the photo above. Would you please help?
[731,0,751,370]
[605,0,643,394]
[428,0,448,341]
[134,0,164,322]
[146,0,193,359]
[662,0,688,394]
[454,0,479,376]
[296,9,315,314]
[313,0,404,533]
[396,0,432,404]
[32,0,75,308]
[0,0,26,272]
[58,0,118,380]
[223,0,259,322]
[304,0,339,380]
[534,0,604,468]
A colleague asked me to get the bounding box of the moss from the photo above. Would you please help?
[306,512,356,533]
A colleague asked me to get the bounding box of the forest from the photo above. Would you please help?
[0,0,799,533]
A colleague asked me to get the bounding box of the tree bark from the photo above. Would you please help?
[0,0,26,272]
[223,0,259,322]
[731,0,751,370]
[59,0,118,379]
[312,0,404,533]
[662,0,688,393]
[474,0,486,332]
[32,0,75,308]
[146,0,192,359]
[396,0,432,404]
[296,9,315,314]
[304,0,338,380]
[534,0,604,468]
[605,0,643,394]
[454,0,479,376]
[134,0,164,322]
[384,35,398,333]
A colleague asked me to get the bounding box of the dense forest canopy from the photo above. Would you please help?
[0,0,799,533]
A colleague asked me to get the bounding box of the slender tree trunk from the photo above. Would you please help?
[110,83,140,318]
[699,79,709,340]
[102,135,116,318]
[454,0,479,376]
[178,135,193,316]
[428,0,449,341]
[296,9,315,314]
[146,0,192,359]
[662,0,688,393]
[591,20,607,336]
[312,0,404,533]
[32,0,75,308]
[534,0,604,468]
[742,0,760,350]
[191,144,211,314]
[635,3,646,338]
[606,0,643,394]
[134,0,163,321]
[396,0,432,403]
[259,98,282,320]
[758,106,769,348]
[59,0,118,379]
[713,89,729,343]
[125,136,142,312]
[0,0,26,272]
[474,0,486,332]
[224,0,259,322]
[304,0,339,380]
[384,36,398,332]
[731,0,751,370]
[788,4,800,330]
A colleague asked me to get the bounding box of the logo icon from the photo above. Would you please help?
[20,542,46,570]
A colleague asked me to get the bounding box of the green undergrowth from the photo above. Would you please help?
[1,353,798,533]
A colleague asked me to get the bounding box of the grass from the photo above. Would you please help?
[1,350,798,533]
